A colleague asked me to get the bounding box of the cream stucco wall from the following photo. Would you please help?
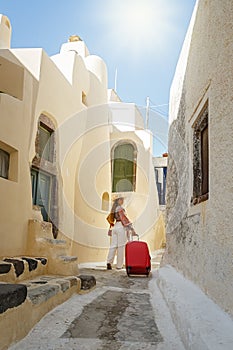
[164,0,233,316]
[0,51,39,257]
[60,104,162,262]
[0,16,163,264]
[0,25,108,257]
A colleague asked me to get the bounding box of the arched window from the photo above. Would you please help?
[31,114,58,237]
[112,142,137,192]
[102,192,109,211]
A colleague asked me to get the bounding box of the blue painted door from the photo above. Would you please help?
[31,169,51,221]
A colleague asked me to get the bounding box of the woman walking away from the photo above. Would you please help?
[106,196,135,270]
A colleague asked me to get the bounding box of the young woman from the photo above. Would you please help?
[106,196,134,270]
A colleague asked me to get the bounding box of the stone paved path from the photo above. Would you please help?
[10,257,185,350]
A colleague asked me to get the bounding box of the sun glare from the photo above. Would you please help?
[123,2,153,31]
[105,0,175,56]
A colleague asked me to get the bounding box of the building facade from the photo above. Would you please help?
[0,14,165,268]
[164,0,233,315]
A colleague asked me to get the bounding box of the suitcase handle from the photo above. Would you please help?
[128,230,139,241]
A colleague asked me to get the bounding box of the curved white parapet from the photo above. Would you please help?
[60,39,90,58]
[0,14,11,48]
[84,55,108,88]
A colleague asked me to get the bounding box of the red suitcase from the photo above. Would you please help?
[125,238,151,277]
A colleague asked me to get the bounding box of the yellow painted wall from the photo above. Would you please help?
[0,66,39,257]
[0,28,108,257]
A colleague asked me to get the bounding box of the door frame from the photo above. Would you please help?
[31,168,52,222]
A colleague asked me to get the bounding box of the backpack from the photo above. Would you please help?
[106,212,115,226]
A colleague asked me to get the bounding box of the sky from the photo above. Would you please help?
[0,0,196,155]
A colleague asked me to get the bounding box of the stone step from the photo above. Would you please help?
[38,238,67,246]
[77,274,96,291]
[0,275,82,349]
[0,283,27,314]
[36,238,68,257]
[26,275,80,305]
[47,256,78,276]
[0,257,48,282]
[58,256,77,263]
[28,219,54,241]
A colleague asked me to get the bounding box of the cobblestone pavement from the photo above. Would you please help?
[10,255,185,350]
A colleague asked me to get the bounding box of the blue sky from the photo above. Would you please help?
[0,0,196,155]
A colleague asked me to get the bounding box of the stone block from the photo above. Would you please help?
[65,276,78,287]
[0,283,27,313]
[39,275,57,281]
[64,276,78,287]
[27,284,60,305]
[22,257,38,271]
[53,279,70,292]
[78,275,96,290]
[59,256,77,262]
[35,257,47,265]
[0,261,11,274]
[43,238,66,245]
[3,258,24,277]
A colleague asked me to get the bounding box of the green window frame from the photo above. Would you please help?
[112,143,136,192]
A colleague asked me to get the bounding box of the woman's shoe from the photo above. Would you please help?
[107,263,112,270]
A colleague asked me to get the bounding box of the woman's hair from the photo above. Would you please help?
[110,198,123,213]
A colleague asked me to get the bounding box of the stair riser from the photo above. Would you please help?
[32,241,68,258]
[0,260,48,283]
[47,260,79,276]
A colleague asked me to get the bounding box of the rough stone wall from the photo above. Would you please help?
[164,0,233,316]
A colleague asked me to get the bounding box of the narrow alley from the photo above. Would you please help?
[1,1,233,349]
[9,252,185,350]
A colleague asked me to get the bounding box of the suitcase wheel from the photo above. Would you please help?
[126,266,131,277]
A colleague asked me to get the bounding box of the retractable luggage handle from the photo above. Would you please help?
[128,230,139,241]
